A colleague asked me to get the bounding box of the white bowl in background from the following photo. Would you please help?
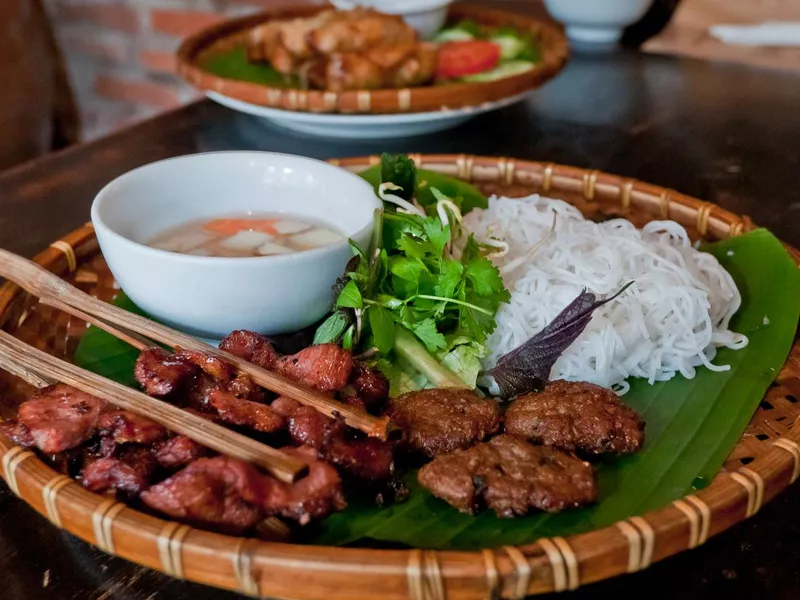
[543,0,653,46]
[329,0,453,40]
[91,152,380,339]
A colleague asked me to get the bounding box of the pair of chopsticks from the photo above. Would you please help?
[0,249,393,483]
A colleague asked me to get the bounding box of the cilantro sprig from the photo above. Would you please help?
[315,208,509,353]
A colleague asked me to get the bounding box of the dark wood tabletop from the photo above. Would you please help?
[1,48,799,600]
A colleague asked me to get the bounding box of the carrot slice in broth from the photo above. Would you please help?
[204,219,278,236]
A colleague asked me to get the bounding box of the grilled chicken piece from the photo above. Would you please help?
[248,8,437,91]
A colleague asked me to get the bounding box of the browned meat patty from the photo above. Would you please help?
[97,409,167,445]
[275,344,353,392]
[208,389,285,433]
[81,446,157,497]
[288,405,395,480]
[261,446,346,525]
[135,347,196,397]
[388,389,501,457]
[418,435,598,517]
[350,363,389,410]
[18,384,106,453]
[153,435,207,470]
[505,380,645,456]
[219,330,279,370]
[140,456,266,534]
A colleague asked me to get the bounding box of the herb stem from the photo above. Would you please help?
[393,328,468,389]
[411,295,495,316]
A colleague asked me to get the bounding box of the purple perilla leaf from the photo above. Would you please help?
[485,282,634,399]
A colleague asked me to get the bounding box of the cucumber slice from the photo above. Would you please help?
[461,60,535,82]
[434,29,475,43]
[489,34,526,60]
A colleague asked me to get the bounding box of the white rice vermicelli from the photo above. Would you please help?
[463,195,748,393]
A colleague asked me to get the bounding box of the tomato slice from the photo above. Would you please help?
[436,40,502,79]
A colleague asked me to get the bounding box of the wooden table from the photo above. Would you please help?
[1,50,799,600]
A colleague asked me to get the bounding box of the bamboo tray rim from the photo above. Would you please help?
[0,154,798,600]
[175,4,570,115]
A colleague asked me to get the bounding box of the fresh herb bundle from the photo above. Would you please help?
[314,155,509,391]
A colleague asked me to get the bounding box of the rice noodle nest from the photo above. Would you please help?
[463,195,748,394]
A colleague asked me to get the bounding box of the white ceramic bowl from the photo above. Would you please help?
[330,0,452,40]
[91,152,380,339]
[543,0,653,45]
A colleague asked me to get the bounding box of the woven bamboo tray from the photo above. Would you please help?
[176,5,569,115]
[0,155,799,600]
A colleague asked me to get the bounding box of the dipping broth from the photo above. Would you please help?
[148,214,345,257]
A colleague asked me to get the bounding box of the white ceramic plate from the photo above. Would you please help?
[206,90,532,139]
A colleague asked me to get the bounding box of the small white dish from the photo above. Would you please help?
[207,90,532,139]
[329,0,453,40]
[91,151,380,338]
[543,0,653,46]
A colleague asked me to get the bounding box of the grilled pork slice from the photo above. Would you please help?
[140,456,267,535]
[262,446,346,525]
[16,384,106,454]
[219,329,279,370]
[141,453,346,533]
[81,446,157,498]
[288,405,394,481]
[153,435,207,470]
[275,344,353,392]
[97,409,167,445]
[134,347,196,397]
[207,388,285,434]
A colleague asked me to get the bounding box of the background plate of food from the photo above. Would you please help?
[176,5,568,138]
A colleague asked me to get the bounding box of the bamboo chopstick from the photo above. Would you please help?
[0,329,307,483]
[0,249,393,440]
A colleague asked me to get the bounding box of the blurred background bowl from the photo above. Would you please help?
[544,0,654,46]
[329,0,454,39]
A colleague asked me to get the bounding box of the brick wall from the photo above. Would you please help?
[44,0,323,141]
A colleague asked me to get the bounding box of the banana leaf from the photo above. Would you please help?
[203,47,299,88]
[74,229,800,550]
